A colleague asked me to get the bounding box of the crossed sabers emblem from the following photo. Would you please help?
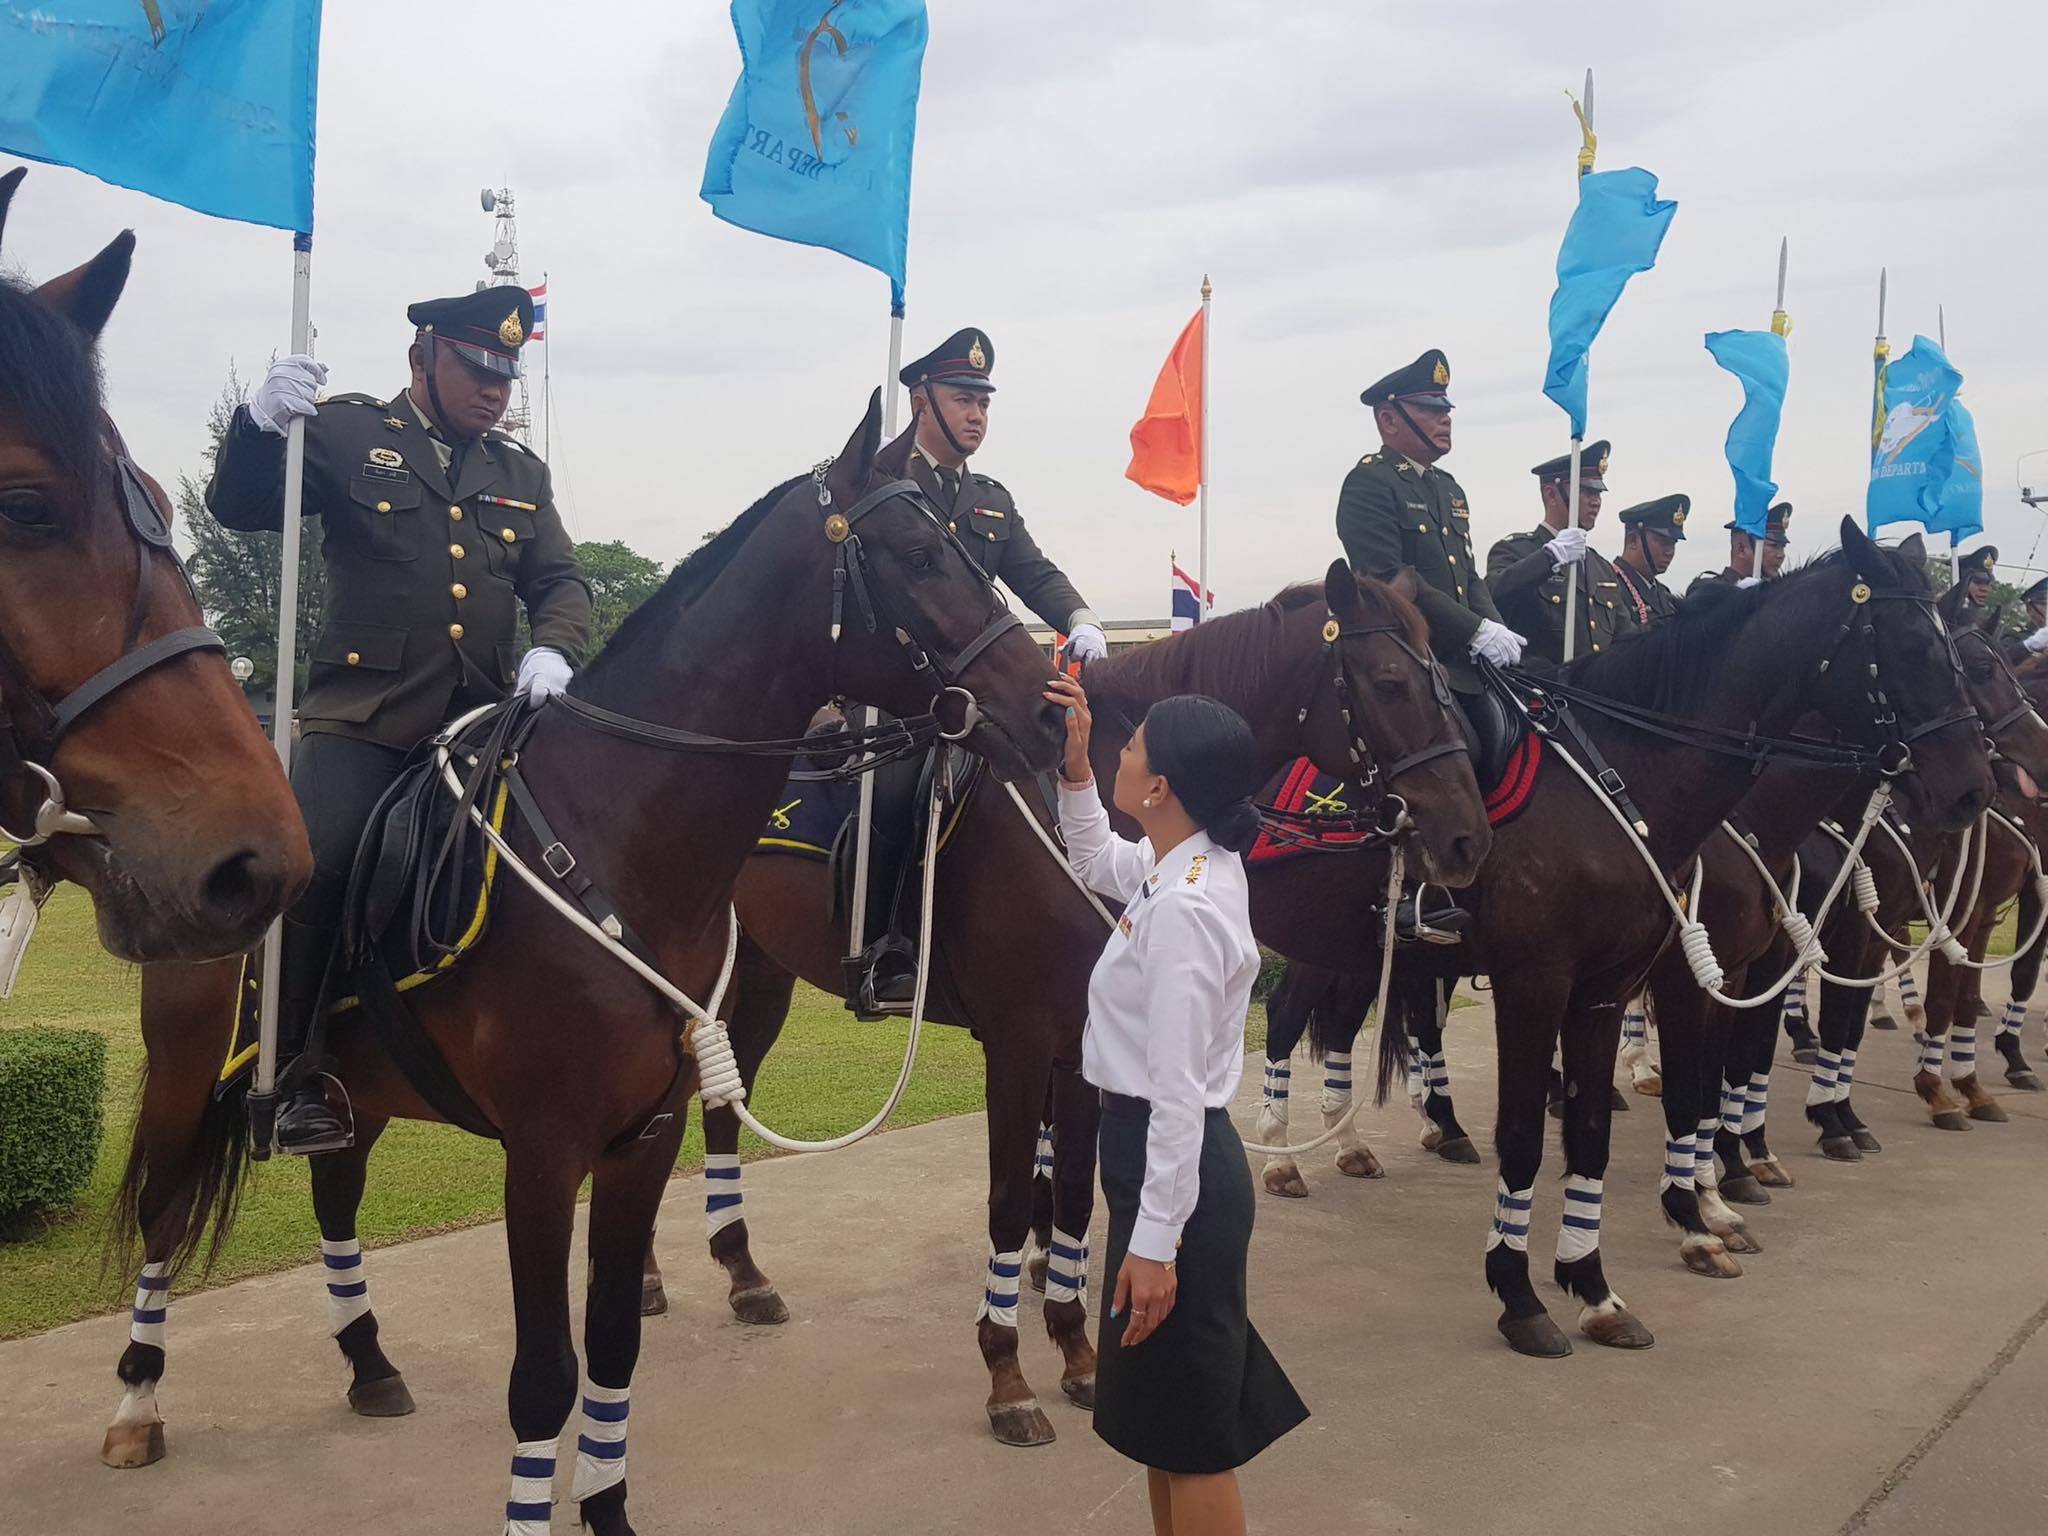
[768,799,802,832]
[1302,786,1350,817]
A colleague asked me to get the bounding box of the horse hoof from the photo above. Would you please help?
[1580,1304,1655,1350]
[1792,1046,1819,1066]
[1849,1128,1884,1151]
[1681,1241,1743,1279]
[1631,1075,1663,1098]
[1931,1110,1972,1132]
[2006,1069,2045,1092]
[988,1399,1057,1448]
[1752,1158,1795,1189]
[347,1373,416,1418]
[1435,1136,1482,1165]
[1027,1250,1049,1293]
[100,1421,165,1469]
[1720,1175,1771,1206]
[640,1275,669,1317]
[729,1283,791,1325]
[1869,1012,1900,1032]
[1968,1100,2009,1123]
[1498,1312,1573,1358]
[1418,1123,1444,1151]
[1261,1164,1310,1199]
[1820,1135,1863,1161]
[1059,1373,1096,1410]
[1720,1226,1762,1255]
[1334,1147,1384,1179]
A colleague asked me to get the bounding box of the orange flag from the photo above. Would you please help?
[1125,306,1205,505]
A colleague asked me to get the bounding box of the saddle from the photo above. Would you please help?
[1454,679,1524,794]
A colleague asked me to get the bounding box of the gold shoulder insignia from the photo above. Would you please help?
[1184,852,1209,886]
[1359,453,1381,466]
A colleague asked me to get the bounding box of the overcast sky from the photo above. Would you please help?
[7,0,2048,624]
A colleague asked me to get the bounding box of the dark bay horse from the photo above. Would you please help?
[678,563,1490,1445]
[108,399,1062,1535]
[0,166,307,961]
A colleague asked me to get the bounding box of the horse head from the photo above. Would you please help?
[0,167,309,961]
[1950,611,2048,794]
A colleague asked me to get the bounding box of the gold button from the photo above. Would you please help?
[502,528,517,544]
[1446,553,1456,564]
[1417,523,1427,532]
[449,623,465,641]
[346,651,361,666]
[451,582,467,599]
[450,543,465,559]
[449,507,463,521]
[1592,643,1602,652]
[1551,594,1562,604]
[374,500,391,514]
[948,521,957,532]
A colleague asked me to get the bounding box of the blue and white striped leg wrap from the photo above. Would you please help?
[1660,1135,1695,1194]
[1741,1071,1771,1136]
[1948,1023,1977,1081]
[1485,1180,1533,1253]
[2000,998,2029,1039]
[704,1153,744,1238]
[1032,1122,1055,1181]
[1782,983,1808,1027]
[1043,1225,1089,1305]
[1917,1033,1946,1077]
[1899,971,1922,1009]
[1834,1047,1858,1103]
[1720,1079,1747,1138]
[1556,1175,1603,1263]
[1421,1049,1450,1102]
[1693,1114,1721,1191]
[1320,1050,1353,1115]
[570,1379,629,1504]
[1622,1007,1648,1048]
[1806,1049,1841,1107]
[504,1437,557,1536]
[129,1261,169,1349]
[1405,1036,1424,1102]
[321,1238,370,1335]
[1262,1058,1290,1109]
[975,1245,1024,1328]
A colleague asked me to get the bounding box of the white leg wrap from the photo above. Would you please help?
[1834,1048,1858,1103]
[1256,1059,1290,1142]
[1806,1049,1841,1107]
[1899,971,1922,1005]
[1485,1179,1533,1253]
[1693,1114,1721,1192]
[2000,998,2029,1039]
[704,1152,744,1238]
[1782,983,1808,1026]
[320,1238,370,1335]
[1032,1122,1055,1181]
[1917,1033,1946,1077]
[1660,1135,1695,1194]
[1320,1050,1353,1114]
[975,1245,1024,1327]
[1043,1225,1089,1305]
[570,1379,629,1504]
[505,1436,558,1536]
[129,1261,169,1349]
[1622,1007,1647,1048]
[1719,1079,1746,1137]
[1405,1036,1424,1104]
[1948,1024,1977,1081]
[1741,1071,1770,1136]
[1421,1048,1450,1102]
[1556,1174,1603,1263]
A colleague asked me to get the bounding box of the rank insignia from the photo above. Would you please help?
[384,416,406,432]
[368,446,404,469]
[1185,853,1208,886]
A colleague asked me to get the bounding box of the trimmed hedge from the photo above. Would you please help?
[0,1028,107,1227]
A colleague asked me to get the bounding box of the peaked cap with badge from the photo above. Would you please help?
[1336,348,1504,693]
[206,289,591,750]
[1619,493,1688,542]
[900,327,996,393]
[1488,439,1640,663]
[1530,440,1610,493]
[1725,500,1792,547]
[1961,544,1999,583]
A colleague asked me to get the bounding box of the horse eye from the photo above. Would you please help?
[907,546,935,571]
[0,489,56,531]
[1371,676,1409,702]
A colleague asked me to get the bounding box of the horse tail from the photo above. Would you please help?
[106,1066,252,1290]
[1373,965,1420,1107]
[2015,876,2047,1003]
[1307,970,1374,1068]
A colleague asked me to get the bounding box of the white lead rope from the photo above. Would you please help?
[1919,808,2048,975]
[1810,811,1979,988]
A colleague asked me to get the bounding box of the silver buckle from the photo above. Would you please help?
[542,841,577,879]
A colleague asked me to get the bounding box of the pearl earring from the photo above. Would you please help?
[1142,797,1154,808]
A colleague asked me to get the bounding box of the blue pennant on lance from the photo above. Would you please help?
[701,0,928,311]
[1542,167,1678,439]
[1867,336,1983,539]
[1704,329,1788,538]
[0,1,322,233]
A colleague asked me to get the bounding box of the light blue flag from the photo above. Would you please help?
[702,0,928,311]
[1542,167,1679,437]
[1703,329,1789,537]
[1867,336,1984,539]
[0,1,320,232]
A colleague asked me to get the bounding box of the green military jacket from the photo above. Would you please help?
[1335,452,1501,692]
[1612,558,1681,627]
[1685,566,1744,599]
[909,453,1093,632]
[1486,526,1641,665]
[208,389,593,751]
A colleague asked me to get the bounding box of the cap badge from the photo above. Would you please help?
[499,310,525,347]
[1671,507,1686,526]
[1597,453,1610,476]
[967,338,987,369]
[1432,358,1449,386]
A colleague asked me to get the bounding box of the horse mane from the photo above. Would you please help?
[1566,544,1926,716]
[0,271,104,485]
[577,473,805,682]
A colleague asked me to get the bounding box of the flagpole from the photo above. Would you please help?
[252,232,314,1150]
[542,266,552,462]
[1561,70,1593,663]
[1198,274,1212,619]
[1772,237,1789,337]
[882,304,905,437]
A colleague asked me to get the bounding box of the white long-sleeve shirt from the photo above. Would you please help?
[1058,780,1260,1262]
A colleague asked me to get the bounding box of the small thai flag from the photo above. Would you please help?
[1171,562,1211,632]
[528,283,548,341]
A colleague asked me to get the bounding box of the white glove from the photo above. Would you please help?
[247,354,328,437]
[1545,525,1589,566]
[1065,623,1109,663]
[2025,630,2048,655]
[515,646,573,702]
[1469,619,1526,667]
[1737,576,1764,590]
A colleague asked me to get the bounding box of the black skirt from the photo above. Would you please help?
[1093,1092,1308,1474]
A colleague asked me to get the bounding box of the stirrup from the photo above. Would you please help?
[270,1071,356,1158]
[1379,892,1469,947]
[844,941,918,1020]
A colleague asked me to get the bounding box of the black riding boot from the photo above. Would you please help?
[272,916,352,1156]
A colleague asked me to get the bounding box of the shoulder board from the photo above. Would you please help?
[324,392,387,409]
[488,431,534,458]
[1358,453,1381,467]
[1180,851,1212,888]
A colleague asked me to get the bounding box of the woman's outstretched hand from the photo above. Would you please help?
[1045,673,1093,787]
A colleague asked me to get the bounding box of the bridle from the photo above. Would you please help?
[1837,578,1981,776]
[1952,623,2041,746]
[0,442,224,849]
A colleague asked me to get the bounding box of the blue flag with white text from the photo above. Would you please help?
[1867,336,1983,540]
[1703,329,1788,538]
[1542,167,1678,438]
[0,1,321,232]
[701,0,927,311]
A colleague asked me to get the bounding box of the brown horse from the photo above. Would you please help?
[0,167,307,961]
[669,563,1489,1445]
[108,398,1062,1536]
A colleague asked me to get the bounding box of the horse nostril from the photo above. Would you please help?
[201,847,279,922]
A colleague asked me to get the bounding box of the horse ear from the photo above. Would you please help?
[875,422,916,479]
[1324,558,1361,615]
[1895,532,1927,569]
[825,389,885,499]
[35,231,136,340]
[1839,515,1879,571]
[0,166,26,254]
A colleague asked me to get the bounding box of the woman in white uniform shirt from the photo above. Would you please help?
[1045,676,1306,1536]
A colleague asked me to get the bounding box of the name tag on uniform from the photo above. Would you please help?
[359,462,410,484]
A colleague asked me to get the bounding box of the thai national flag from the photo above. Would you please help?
[1171,562,1211,632]
[528,283,548,341]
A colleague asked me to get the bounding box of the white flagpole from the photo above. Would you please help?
[1561,70,1594,663]
[253,233,314,1139]
[882,306,905,437]
[1198,274,1212,619]
[851,298,906,982]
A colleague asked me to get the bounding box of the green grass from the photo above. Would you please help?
[0,889,992,1340]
